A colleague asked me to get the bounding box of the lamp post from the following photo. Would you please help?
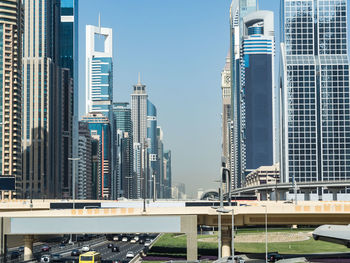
[262,204,268,263]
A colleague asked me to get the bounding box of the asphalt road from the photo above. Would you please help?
[5,234,157,263]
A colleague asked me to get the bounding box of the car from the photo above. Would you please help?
[41,245,51,252]
[138,239,145,244]
[40,254,51,262]
[267,252,283,262]
[228,256,245,263]
[134,236,139,241]
[112,246,120,252]
[10,251,20,259]
[18,246,24,252]
[71,249,80,257]
[81,245,90,252]
[59,243,65,249]
[130,239,137,243]
[122,237,128,242]
[51,254,62,262]
[108,243,114,248]
[144,240,151,247]
[126,251,135,258]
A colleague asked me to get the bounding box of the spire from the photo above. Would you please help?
[137,72,141,85]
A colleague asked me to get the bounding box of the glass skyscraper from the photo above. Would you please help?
[82,113,111,199]
[280,0,350,188]
[113,102,134,199]
[241,11,275,171]
[147,100,158,198]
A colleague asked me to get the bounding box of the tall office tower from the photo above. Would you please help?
[59,0,78,199]
[86,23,113,119]
[91,138,99,199]
[156,126,164,198]
[163,150,172,198]
[78,122,92,200]
[131,76,148,198]
[133,143,141,198]
[0,0,23,198]
[221,53,232,170]
[113,102,134,199]
[147,100,158,199]
[241,11,275,171]
[280,0,350,190]
[82,113,111,199]
[22,0,62,199]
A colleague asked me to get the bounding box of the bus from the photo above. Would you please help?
[79,251,101,263]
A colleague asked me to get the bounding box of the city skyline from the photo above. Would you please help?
[78,1,350,196]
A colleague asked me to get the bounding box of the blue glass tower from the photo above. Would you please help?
[147,100,158,198]
[241,11,275,171]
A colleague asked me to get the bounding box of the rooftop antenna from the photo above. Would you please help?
[138,72,141,85]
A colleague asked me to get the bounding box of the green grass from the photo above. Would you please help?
[153,232,350,255]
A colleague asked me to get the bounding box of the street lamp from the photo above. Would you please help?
[262,204,268,263]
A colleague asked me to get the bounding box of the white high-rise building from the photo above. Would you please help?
[131,75,148,199]
[85,23,113,118]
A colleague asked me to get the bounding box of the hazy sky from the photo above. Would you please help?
[78,1,350,197]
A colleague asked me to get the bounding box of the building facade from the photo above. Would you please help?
[131,76,148,198]
[78,121,92,199]
[280,0,350,194]
[22,0,62,199]
[0,0,23,198]
[82,113,111,199]
[163,150,172,198]
[85,24,113,120]
[113,102,134,199]
[241,11,275,172]
[59,0,79,199]
[147,100,158,199]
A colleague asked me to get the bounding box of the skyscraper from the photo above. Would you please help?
[241,11,275,171]
[0,0,23,198]
[156,126,164,198]
[82,112,111,199]
[163,150,172,198]
[85,23,113,120]
[280,0,350,191]
[22,0,62,198]
[131,76,148,198]
[78,121,92,199]
[59,0,78,199]
[221,53,231,170]
[113,102,134,199]
[147,100,158,198]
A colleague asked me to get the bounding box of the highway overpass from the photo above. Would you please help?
[2,200,350,260]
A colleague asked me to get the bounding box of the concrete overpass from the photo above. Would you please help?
[230,180,350,201]
[2,200,350,260]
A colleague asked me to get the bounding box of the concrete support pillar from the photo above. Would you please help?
[182,215,198,261]
[24,235,34,261]
[221,226,231,257]
[186,231,197,261]
[327,187,342,201]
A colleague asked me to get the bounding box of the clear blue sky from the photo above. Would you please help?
[78,0,350,197]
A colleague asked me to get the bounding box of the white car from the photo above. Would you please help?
[144,240,151,247]
[81,245,90,252]
[134,236,139,241]
[40,254,51,262]
[126,251,135,258]
[130,239,137,243]
[122,237,128,242]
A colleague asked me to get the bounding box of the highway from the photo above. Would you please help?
[5,234,158,262]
